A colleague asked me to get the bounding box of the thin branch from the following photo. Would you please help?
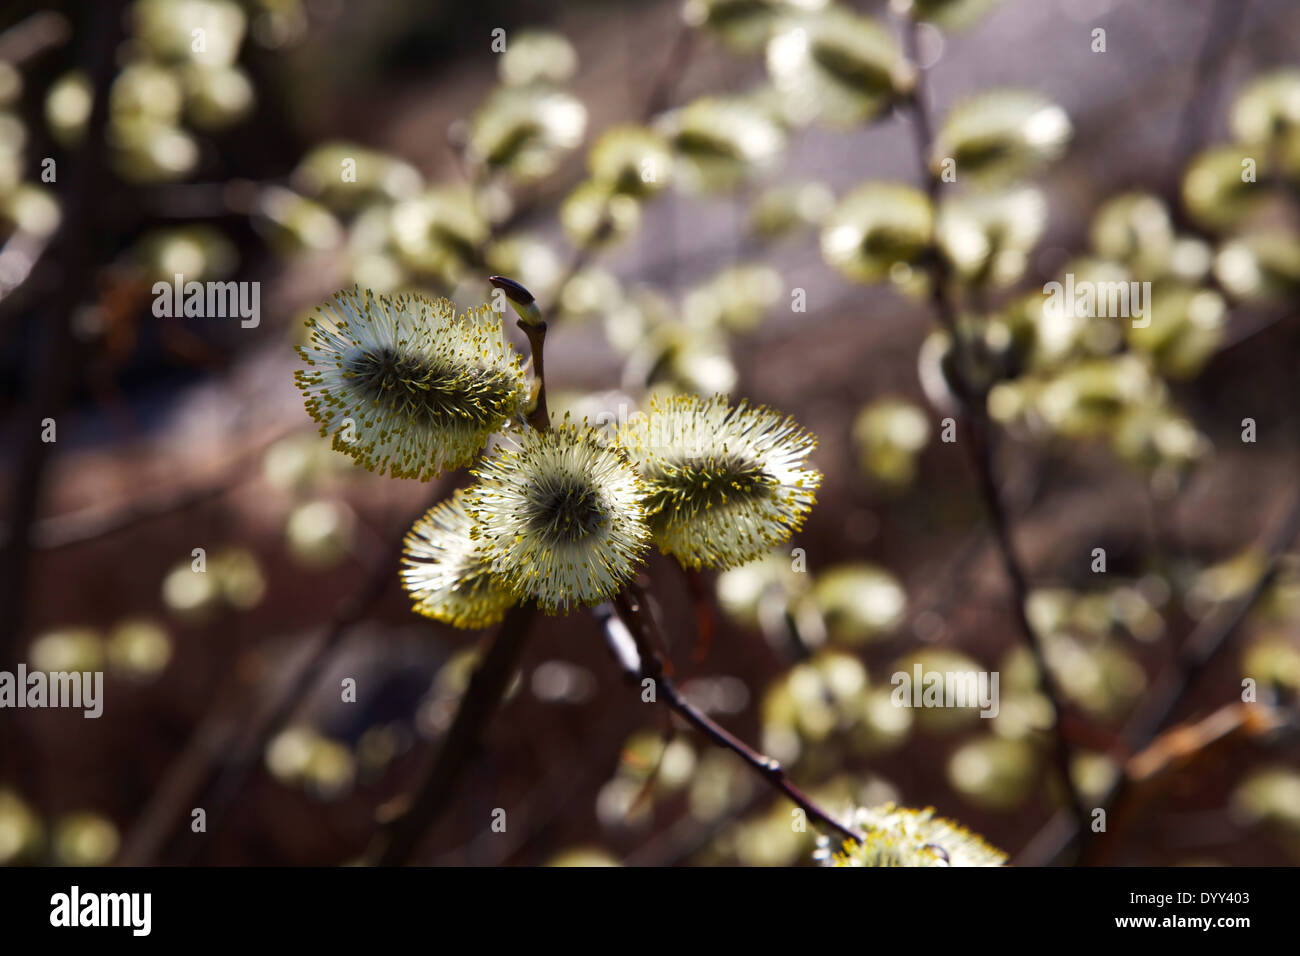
[1080,489,1300,864]
[1168,0,1250,184]
[896,12,1090,851]
[642,25,696,120]
[1126,701,1289,789]
[623,787,768,867]
[367,275,553,866]
[518,320,551,429]
[368,602,537,866]
[1016,0,1274,866]
[0,0,124,671]
[1017,486,1300,866]
[966,417,1091,835]
[1123,494,1300,749]
[602,591,867,849]
[0,10,70,65]
[490,275,552,430]
[490,21,692,315]
[426,718,628,866]
[0,229,54,310]
[682,565,716,664]
[0,425,299,551]
[118,485,440,865]
[902,448,1056,643]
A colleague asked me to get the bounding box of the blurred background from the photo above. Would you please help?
[1,0,1299,866]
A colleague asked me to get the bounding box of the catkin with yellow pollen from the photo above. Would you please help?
[400,490,518,630]
[819,804,1007,867]
[294,287,528,480]
[466,421,650,613]
[617,393,821,570]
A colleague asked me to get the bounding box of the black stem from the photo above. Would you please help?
[608,591,866,850]
[370,602,537,866]
[896,11,1090,856]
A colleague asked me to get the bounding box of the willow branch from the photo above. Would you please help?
[369,602,537,866]
[1128,497,1300,748]
[1,426,299,552]
[367,276,552,866]
[119,481,447,865]
[602,591,866,849]
[1017,487,1300,866]
[1169,0,1249,183]
[490,275,550,430]
[0,0,123,676]
[0,10,69,65]
[1015,0,1269,866]
[896,12,1090,852]
[518,317,550,430]
[1075,489,1300,864]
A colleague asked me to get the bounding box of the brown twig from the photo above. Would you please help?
[1016,0,1281,866]
[490,21,692,316]
[642,25,696,120]
[1080,489,1300,864]
[0,10,70,65]
[1168,0,1250,186]
[426,717,629,866]
[367,277,553,865]
[368,602,537,866]
[0,0,124,667]
[1124,495,1300,749]
[681,565,716,664]
[518,318,551,430]
[896,11,1090,852]
[966,416,1091,835]
[1017,487,1300,866]
[603,592,866,849]
[0,425,299,552]
[118,484,440,865]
